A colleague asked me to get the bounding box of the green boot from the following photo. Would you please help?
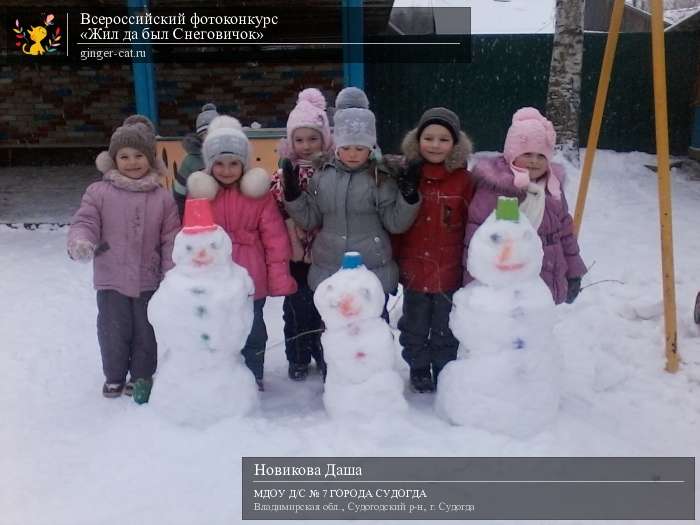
[132,378,153,405]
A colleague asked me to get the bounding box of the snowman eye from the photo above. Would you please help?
[360,288,371,300]
[186,245,193,252]
[490,233,501,243]
[210,242,218,250]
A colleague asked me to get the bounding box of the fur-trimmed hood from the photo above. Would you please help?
[102,169,162,192]
[401,128,472,172]
[472,155,565,196]
[182,133,202,155]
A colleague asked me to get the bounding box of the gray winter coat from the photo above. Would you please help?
[285,158,421,292]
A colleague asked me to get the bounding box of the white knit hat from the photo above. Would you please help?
[201,115,249,171]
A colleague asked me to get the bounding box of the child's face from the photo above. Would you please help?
[115,147,150,179]
[419,124,454,164]
[513,152,548,180]
[292,127,323,159]
[211,157,244,186]
[337,146,371,169]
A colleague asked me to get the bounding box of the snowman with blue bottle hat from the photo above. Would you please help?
[436,197,561,438]
[314,251,408,418]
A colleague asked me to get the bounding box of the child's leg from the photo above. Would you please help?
[96,290,133,384]
[129,290,158,381]
[428,290,459,383]
[398,290,432,371]
[285,284,323,365]
[241,298,268,380]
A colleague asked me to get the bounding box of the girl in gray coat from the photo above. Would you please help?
[284,87,421,313]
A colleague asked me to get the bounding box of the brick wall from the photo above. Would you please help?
[0,62,342,145]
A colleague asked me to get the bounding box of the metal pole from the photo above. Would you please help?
[650,0,679,373]
[342,0,364,89]
[573,0,624,236]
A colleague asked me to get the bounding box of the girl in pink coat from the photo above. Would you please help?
[194,115,297,390]
[68,115,180,399]
[464,107,587,304]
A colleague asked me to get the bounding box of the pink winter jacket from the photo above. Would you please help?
[210,185,297,300]
[67,169,180,298]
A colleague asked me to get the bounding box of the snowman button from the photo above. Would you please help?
[426,216,431,222]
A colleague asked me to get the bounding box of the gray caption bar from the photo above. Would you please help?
[242,457,694,520]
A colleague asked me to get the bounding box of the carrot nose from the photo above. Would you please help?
[339,294,358,317]
[196,249,208,258]
[497,238,514,264]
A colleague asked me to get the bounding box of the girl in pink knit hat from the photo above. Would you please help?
[270,88,334,381]
[463,107,587,305]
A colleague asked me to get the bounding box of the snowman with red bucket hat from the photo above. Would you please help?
[147,182,258,426]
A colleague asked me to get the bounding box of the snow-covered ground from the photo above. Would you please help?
[1,150,699,524]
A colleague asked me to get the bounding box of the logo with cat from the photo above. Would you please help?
[13,14,61,56]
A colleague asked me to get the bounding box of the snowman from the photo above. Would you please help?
[314,252,407,418]
[435,197,560,438]
[147,171,258,427]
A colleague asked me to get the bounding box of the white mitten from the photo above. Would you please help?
[68,239,95,262]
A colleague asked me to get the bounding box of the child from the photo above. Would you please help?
[394,107,474,393]
[173,103,219,219]
[271,88,334,381]
[284,87,421,317]
[465,107,587,305]
[67,115,180,399]
[197,115,297,390]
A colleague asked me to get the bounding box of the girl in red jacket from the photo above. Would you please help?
[196,115,297,390]
[394,108,474,393]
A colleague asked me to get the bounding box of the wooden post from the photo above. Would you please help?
[573,0,624,236]
[650,0,679,373]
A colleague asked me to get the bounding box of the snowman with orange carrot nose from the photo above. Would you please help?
[435,197,561,438]
[147,179,258,426]
[314,252,408,419]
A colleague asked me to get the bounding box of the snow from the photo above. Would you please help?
[2,149,700,524]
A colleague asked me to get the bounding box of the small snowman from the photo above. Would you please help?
[314,252,407,418]
[147,172,258,427]
[435,197,560,438]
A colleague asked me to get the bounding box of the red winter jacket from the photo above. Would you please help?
[394,163,474,293]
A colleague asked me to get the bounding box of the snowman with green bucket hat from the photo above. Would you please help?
[436,197,562,438]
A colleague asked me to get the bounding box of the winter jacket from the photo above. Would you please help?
[270,160,320,264]
[285,157,421,292]
[210,184,297,300]
[464,155,587,304]
[68,169,180,298]
[394,128,474,293]
[174,133,205,220]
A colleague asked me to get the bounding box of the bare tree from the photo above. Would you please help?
[546,0,585,164]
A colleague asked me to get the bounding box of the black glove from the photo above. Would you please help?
[396,161,422,204]
[281,158,301,201]
[565,277,582,304]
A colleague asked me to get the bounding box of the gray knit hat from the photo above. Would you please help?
[196,103,219,134]
[333,87,376,150]
[202,115,250,171]
[108,115,157,167]
[417,107,461,142]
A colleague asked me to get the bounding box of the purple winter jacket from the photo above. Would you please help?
[68,169,180,298]
[463,156,587,304]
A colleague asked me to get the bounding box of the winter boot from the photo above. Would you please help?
[694,292,700,324]
[255,378,265,392]
[288,363,309,381]
[132,378,153,405]
[317,361,327,383]
[102,381,124,398]
[123,379,135,397]
[409,368,435,393]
